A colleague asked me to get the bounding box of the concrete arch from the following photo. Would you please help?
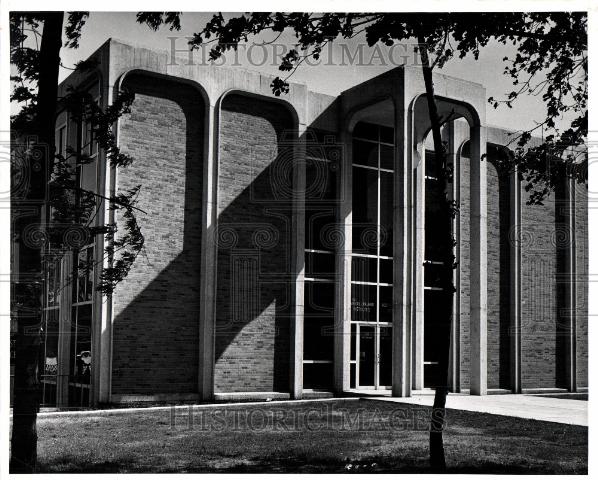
[345,96,396,134]
[217,88,300,133]
[410,93,482,149]
[115,68,210,108]
[104,69,209,403]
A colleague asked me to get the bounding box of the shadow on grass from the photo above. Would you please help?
[39,454,588,474]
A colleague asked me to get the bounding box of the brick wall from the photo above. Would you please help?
[111,73,204,394]
[486,157,511,389]
[575,182,588,388]
[214,94,294,392]
[459,154,471,390]
[520,183,563,389]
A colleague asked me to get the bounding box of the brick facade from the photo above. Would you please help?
[53,41,587,402]
[111,73,204,394]
[214,94,294,392]
[459,154,471,390]
[486,157,511,390]
[575,183,588,388]
[520,184,561,389]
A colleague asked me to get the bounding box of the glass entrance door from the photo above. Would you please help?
[355,324,392,389]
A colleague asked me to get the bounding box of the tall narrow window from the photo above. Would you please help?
[40,256,61,406]
[303,129,339,390]
[69,244,94,406]
[350,122,394,390]
[423,150,452,387]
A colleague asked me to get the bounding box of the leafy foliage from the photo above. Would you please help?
[144,12,587,201]
[11,12,145,297]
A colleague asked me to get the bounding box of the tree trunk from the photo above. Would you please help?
[10,12,63,473]
[417,33,455,473]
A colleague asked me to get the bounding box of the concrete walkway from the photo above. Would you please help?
[357,391,588,426]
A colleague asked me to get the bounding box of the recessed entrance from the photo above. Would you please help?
[351,324,392,389]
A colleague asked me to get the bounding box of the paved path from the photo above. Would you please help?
[358,392,587,426]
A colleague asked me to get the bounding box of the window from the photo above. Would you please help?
[82,117,98,158]
[303,129,339,390]
[69,245,94,406]
[351,122,394,324]
[350,122,394,389]
[40,256,61,406]
[423,150,452,387]
[55,124,67,157]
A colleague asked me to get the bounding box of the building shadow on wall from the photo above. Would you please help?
[213,94,341,393]
[112,73,204,395]
[114,81,340,395]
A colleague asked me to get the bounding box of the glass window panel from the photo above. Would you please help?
[351,283,376,322]
[42,309,60,381]
[41,308,59,405]
[424,289,448,363]
[80,162,97,194]
[424,262,448,289]
[75,304,92,384]
[425,177,445,213]
[424,363,442,388]
[77,275,86,303]
[305,282,335,317]
[70,306,77,378]
[304,318,334,361]
[359,325,376,386]
[306,157,336,201]
[379,258,393,285]
[352,167,378,255]
[350,363,356,389]
[379,286,393,323]
[47,260,60,307]
[379,327,392,385]
[425,215,451,261]
[351,324,357,360]
[85,248,94,301]
[380,144,394,170]
[353,122,378,141]
[425,150,440,179]
[380,125,394,144]
[424,179,450,260]
[352,140,378,168]
[351,256,377,283]
[379,171,394,257]
[305,209,336,252]
[306,251,335,280]
[303,363,333,390]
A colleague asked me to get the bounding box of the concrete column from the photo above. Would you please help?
[198,103,218,400]
[509,166,522,393]
[290,125,306,399]
[412,143,424,391]
[564,175,577,392]
[333,128,352,393]
[392,105,412,397]
[97,161,116,404]
[469,125,488,395]
[447,122,461,393]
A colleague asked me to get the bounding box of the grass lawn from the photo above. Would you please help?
[35,399,587,473]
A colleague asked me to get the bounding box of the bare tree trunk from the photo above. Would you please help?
[417,33,455,473]
[10,12,63,473]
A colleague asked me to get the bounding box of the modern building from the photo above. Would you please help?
[32,39,587,407]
